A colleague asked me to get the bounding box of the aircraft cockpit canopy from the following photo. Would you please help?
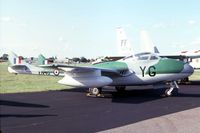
[122,52,160,61]
[135,52,160,61]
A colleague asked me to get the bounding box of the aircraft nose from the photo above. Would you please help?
[181,63,194,75]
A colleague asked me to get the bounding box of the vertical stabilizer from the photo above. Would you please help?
[116,27,133,56]
[154,46,160,53]
[38,54,46,65]
[140,30,155,53]
[8,52,24,65]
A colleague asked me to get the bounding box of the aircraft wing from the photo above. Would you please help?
[159,55,187,60]
[39,63,132,88]
[39,63,131,76]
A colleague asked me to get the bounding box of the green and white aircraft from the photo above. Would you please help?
[8,52,193,97]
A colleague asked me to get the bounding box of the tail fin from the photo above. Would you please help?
[154,46,160,53]
[140,30,155,53]
[8,52,31,74]
[116,27,133,56]
[38,54,46,65]
[8,52,25,65]
[8,52,44,75]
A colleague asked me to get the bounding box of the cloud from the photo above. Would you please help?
[0,16,28,28]
[58,36,68,43]
[0,17,14,23]
[125,24,133,28]
[188,20,197,25]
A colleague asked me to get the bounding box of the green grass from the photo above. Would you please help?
[189,69,200,81]
[0,62,71,93]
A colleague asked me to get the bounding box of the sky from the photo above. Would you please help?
[1,0,200,58]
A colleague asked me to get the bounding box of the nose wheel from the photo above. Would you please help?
[164,81,179,97]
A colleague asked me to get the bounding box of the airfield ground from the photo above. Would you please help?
[1,84,200,133]
[0,62,200,133]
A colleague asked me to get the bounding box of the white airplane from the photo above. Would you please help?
[8,51,193,97]
[116,27,133,56]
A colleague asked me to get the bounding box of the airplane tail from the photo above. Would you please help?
[140,30,156,53]
[38,54,46,65]
[8,52,58,76]
[8,52,45,75]
[38,54,51,65]
[116,27,133,56]
[8,52,27,66]
[154,46,160,53]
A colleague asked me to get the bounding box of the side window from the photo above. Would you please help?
[138,56,149,60]
[150,56,158,60]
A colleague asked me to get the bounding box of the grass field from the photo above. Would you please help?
[189,69,200,81]
[0,62,199,94]
[0,62,70,93]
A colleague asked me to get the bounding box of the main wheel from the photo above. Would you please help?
[164,87,179,97]
[89,88,102,95]
[165,88,172,96]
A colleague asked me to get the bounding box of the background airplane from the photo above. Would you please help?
[8,52,193,97]
[116,27,133,56]
[117,27,200,70]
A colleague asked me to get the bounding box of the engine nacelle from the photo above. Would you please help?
[58,75,113,88]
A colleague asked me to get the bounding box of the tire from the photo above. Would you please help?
[165,88,172,97]
[53,69,60,76]
[89,88,101,95]
[164,87,179,97]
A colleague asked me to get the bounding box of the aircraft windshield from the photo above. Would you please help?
[135,52,160,61]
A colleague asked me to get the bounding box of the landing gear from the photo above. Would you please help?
[87,87,103,97]
[115,86,126,92]
[179,77,190,84]
[163,81,179,97]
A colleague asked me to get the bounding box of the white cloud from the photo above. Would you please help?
[188,20,197,25]
[0,16,28,28]
[58,36,68,43]
[125,24,133,28]
[0,17,14,22]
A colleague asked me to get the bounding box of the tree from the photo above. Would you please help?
[80,57,88,63]
[72,57,80,63]
[2,54,8,60]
